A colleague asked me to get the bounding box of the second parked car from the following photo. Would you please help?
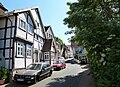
[13,62,53,84]
[52,60,66,70]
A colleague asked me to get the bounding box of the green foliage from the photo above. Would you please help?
[54,36,64,45]
[64,0,120,87]
[0,67,7,80]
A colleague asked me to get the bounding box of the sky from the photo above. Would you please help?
[0,0,77,45]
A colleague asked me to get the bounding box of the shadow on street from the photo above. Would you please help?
[45,64,95,87]
[45,69,89,87]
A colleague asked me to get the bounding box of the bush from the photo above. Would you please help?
[0,67,8,80]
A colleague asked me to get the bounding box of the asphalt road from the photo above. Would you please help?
[5,58,88,87]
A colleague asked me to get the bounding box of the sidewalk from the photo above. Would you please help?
[0,82,9,87]
[73,58,96,87]
[78,64,96,87]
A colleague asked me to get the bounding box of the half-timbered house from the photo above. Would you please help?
[31,7,46,63]
[0,6,45,71]
[43,26,57,64]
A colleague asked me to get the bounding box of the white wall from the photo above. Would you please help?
[19,14,27,22]
[51,46,55,52]
[15,58,25,68]
[34,40,38,49]
[31,9,44,38]
[16,28,26,39]
[26,58,32,67]
[27,33,33,42]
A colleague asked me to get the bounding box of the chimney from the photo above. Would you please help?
[0,3,8,14]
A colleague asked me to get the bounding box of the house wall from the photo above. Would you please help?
[44,27,57,64]
[67,45,74,58]
[0,8,4,13]
[31,9,44,38]
[45,28,53,39]
[31,9,45,63]
[0,16,16,69]
[14,12,34,69]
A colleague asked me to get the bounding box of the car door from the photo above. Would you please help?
[40,64,47,77]
[36,64,42,76]
[45,64,51,74]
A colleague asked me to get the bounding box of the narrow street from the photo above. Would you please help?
[5,59,89,87]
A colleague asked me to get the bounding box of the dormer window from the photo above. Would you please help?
[27,15,34,34]
[28,24,34,33]
[19,18,26,30]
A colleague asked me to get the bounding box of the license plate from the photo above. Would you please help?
[27,81,31,83]
[17,79,24,81]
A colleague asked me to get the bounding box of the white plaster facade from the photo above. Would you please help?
[0,7,45,70]
[44,26,57,64]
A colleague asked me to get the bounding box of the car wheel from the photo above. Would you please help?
[48,70,52,76]
[13,80,17,83]
[60,67,62,70]
[33,76,37,84]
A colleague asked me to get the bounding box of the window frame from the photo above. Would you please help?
[28,23,34,34]
[19,18,26,30]
[44,52,49,60]
[17,41,24,57]
[26,44,32,58]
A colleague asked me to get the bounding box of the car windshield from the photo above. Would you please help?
[53,61,62,64]
[26,64,42,70]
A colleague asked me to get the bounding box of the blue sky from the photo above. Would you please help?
[0,0,77,45]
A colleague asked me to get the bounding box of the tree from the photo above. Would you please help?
[64,0,120,87]
[54,36,64,45]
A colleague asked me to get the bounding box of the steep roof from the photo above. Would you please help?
[42,39,52,51]
[44,26,57,51]
[44,26,50,31]
[14,7,46,38]
[0,3,8,11]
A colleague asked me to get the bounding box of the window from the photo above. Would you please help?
[44,52,49,60]
[19,18,26,30]
[17,41,24,57]
[26,44,32,57]
[27,15,34,34]
[28,24,34,33]
[27,64,41,70]
[34,34,38,40]
[49,34,51,38]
